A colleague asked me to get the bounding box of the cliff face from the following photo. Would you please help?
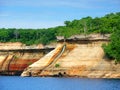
[1,35,120,78]
[0,51,45,75]
[0,42,44,50]
[21,38,120,78]
[55,43,120,78]
[0,42,52,75]
[21,44,65,76]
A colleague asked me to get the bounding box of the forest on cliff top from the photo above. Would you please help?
[0,12,120,45]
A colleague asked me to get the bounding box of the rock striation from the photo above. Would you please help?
[0,42,53,75]
[0,34,120,78]
[21,34,120,78]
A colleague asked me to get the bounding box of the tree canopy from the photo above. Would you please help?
[103,23,120,62]
[0,12,120,45]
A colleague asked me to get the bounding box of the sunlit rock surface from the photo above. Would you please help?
[0,42,52,75]
[21,34,120,78]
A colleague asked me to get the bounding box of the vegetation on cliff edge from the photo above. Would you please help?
[103,25,120,62]
[0,12,120,45]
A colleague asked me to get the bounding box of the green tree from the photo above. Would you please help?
[103,29,120,62]
[64,21,71,27]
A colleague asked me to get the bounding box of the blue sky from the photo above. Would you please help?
[0,0,120,29]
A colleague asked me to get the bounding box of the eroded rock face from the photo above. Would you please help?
[21,40,120,78]
[0,42,23,50]
[21,44,64,76]
[0,42,54,75]
[0,42,44,50]
[0,51,45,75]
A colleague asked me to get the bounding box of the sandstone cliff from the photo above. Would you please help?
[21,34,120,78]
[0,35,120,78]
[0,42,44,50]
[0,42,53,75]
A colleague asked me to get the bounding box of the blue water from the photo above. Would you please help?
[0,76,120,90]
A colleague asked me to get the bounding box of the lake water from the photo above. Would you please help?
[0,76,120,90]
